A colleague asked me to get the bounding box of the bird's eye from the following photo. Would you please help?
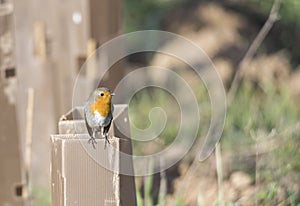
[100,93,104,96]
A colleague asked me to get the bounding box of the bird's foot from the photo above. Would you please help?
[88,137,97,149]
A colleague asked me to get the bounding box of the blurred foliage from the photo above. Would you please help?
[124,0,198,32]
[130,81,300,204]
[124,0,300,30]
[224,83,300,147]
[240,0,300,65]
[32,186,51,206]
[124,0,165,31]
[124,0,300,204]
[128,87,180,155]
[224,82,300,204]
[124,0,300,65]
[136,159,185,206]
[248,0,300,26]
[128,82,210,155]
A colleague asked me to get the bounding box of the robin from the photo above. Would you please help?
[84,87,115,148]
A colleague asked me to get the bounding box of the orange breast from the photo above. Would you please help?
[89,98,111,117]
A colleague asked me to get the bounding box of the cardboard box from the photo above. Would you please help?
[51,105,136,206]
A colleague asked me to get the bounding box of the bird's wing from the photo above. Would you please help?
[84,112,93,138]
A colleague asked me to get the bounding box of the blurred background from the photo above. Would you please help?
[0,0,300,205]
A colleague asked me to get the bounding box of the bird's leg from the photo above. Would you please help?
[100,127,110,149]
[104,132,111,149]
[100,127,105,138]
[88,129,97,149]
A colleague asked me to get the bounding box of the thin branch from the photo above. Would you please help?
[227,0,282,105]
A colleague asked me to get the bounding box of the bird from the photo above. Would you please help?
[84,87,115,149]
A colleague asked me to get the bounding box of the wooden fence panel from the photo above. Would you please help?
[0,1,25,205]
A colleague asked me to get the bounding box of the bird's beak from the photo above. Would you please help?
[110,93,115,96]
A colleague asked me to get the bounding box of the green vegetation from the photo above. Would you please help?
[124,0,300,30]
[124,0,300,66]
[249,0,300,26]
[130,80,300,204]
[224,83,300,146]
[125,0,300,203]
[124,0,196,32]
[31,186,51,206]
[226,83,300,204]
[128,87,180,154]
[125,0,168,31]
[242,0,300,65]
[128,83,210,155]
[136,159,185,206]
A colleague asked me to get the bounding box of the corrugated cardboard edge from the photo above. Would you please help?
[50,136,63,206]
[112,107,137,206]
[51,134,120,206]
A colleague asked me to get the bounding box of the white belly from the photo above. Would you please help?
[94,111,108,126]
[84,103,113,128]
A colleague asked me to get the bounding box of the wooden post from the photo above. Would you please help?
[24,88,34,201]
[0,1,26,205]
[51,105,137,206]
[88,0,125,90]
[89,0,122,45]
